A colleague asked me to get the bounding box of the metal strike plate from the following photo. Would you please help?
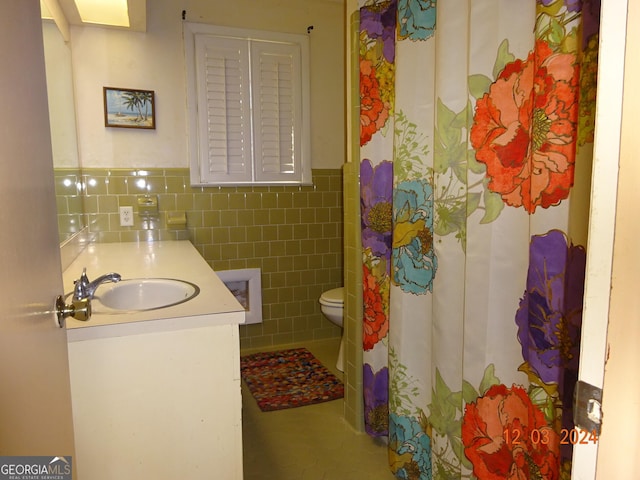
[573,380,603,435]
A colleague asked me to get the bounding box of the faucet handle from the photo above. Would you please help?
[79,267,90,287]
[73,278,86,300]
[73,268,90,300]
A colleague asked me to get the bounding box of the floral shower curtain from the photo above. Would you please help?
[359,0,600,478]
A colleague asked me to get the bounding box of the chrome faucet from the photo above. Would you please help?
[73,268,122,300]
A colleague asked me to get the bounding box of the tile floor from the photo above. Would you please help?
[241,338,395,480]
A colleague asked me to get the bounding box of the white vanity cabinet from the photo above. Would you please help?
[63,241,245,480]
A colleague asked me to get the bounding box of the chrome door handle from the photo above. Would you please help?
[55,295,91,328]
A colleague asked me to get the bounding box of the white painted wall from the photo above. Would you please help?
[71,0,345,170]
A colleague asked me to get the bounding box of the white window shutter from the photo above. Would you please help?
[194,35,252,184]
[186,23,311,186]
[251,41,302,183]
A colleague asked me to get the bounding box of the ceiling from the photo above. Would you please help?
[45,0,147,32]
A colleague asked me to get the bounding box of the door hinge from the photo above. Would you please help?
[573,380,603,435]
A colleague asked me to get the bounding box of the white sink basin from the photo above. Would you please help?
[95,278,200,311]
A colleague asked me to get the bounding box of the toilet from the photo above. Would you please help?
[319,287,345,372]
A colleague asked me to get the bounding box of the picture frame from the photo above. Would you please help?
[103,87,155,129]
[216,268,262,325]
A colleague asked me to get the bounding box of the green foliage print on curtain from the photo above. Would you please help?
[359,0,598,479]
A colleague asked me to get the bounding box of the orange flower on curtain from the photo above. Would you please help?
[360,59,391,146]
[462,384,560,480]
[470,40,579,213]
[363,262,390,350]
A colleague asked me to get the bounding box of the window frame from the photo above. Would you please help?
[184,22,311,186]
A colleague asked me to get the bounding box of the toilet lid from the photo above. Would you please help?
[320,287,344,305]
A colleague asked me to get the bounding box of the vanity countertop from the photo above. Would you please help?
[63,240,245,340]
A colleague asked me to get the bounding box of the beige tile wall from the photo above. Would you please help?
[342,9,364,432]
[59,167,344,349]
[343,161,364,431]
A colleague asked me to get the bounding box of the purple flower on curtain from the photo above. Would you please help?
[392,179,437,294]
[515,230,586,385]
[361,159,393,261]
[582,0,601,44]
[360,0,397,63]
[364,364,389,436]
[389,413,432,479]
[515,229,586,464]
[397,0,436,41]
[537,0,581,11]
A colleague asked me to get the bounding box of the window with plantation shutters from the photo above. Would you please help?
[184,23,311,186]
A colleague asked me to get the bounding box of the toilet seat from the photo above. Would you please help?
[319,287,344,306]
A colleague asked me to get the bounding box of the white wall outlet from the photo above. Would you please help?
[119,206,134,226]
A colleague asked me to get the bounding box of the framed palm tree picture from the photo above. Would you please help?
[103,87,155,129]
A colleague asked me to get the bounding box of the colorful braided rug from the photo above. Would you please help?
[240,348,344,412]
